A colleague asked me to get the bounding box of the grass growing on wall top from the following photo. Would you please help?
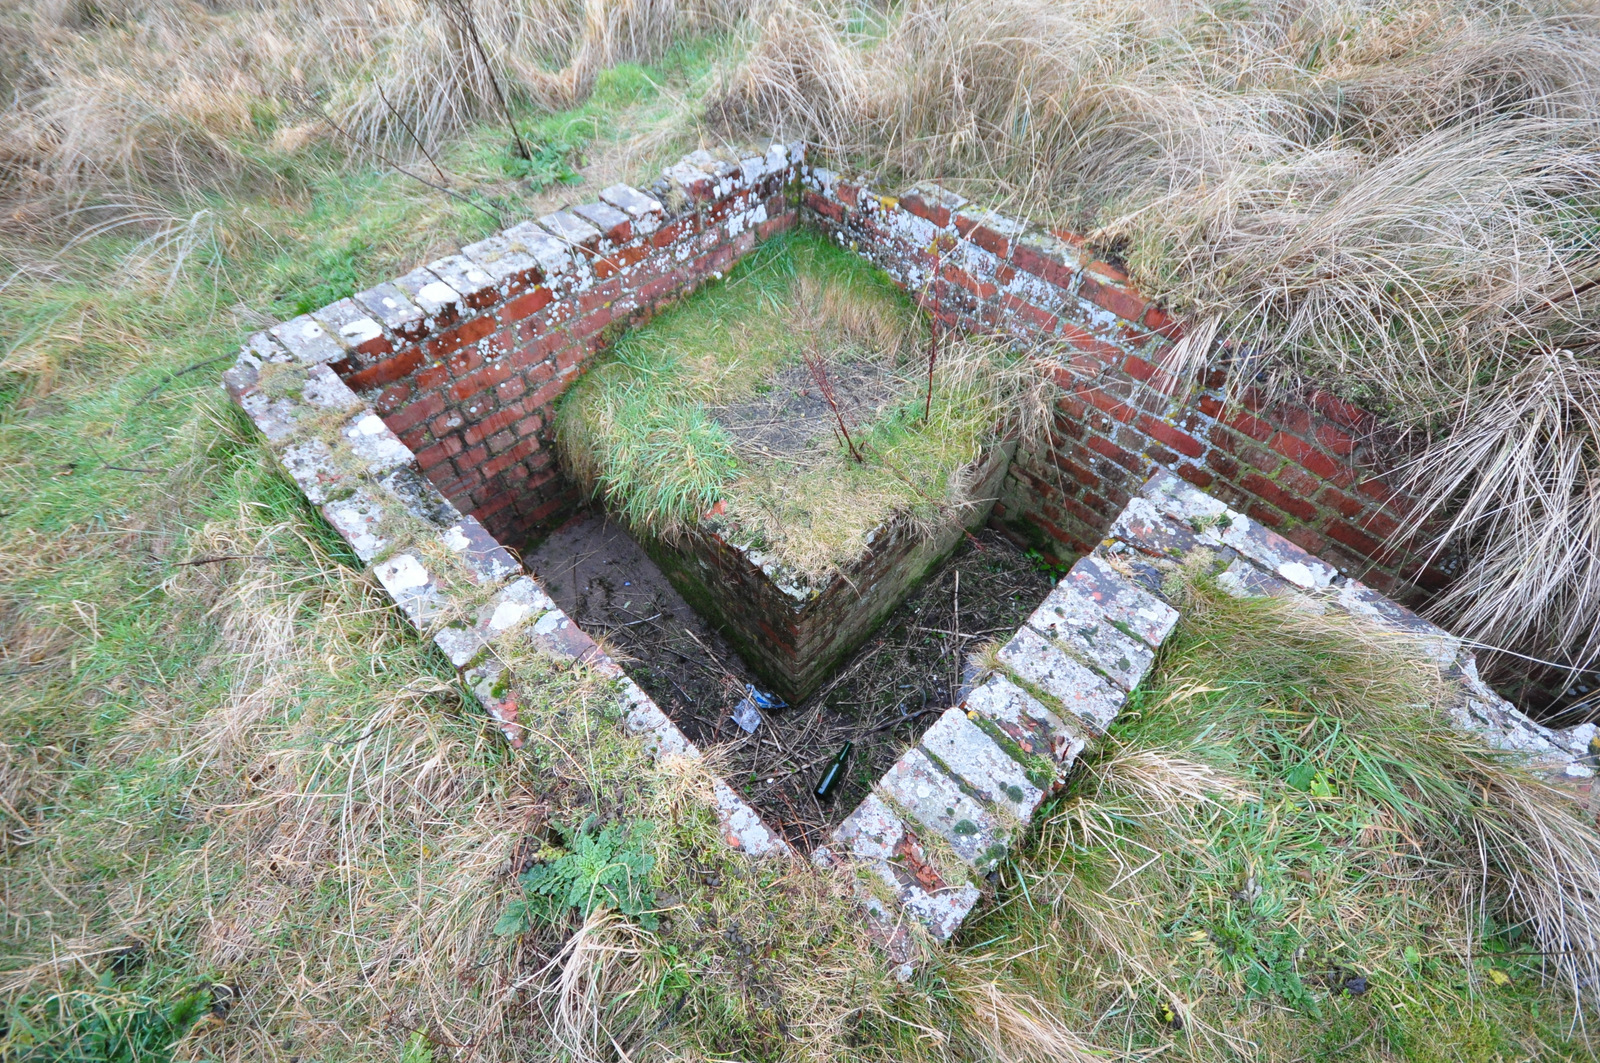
[555,228,1044,576]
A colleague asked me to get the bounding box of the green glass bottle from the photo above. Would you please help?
[813,741,853,803]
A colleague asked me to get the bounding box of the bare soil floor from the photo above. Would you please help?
[524,509,1058,850]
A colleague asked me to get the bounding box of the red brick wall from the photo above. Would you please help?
[801,168,1445,600]
[269,145,803,547]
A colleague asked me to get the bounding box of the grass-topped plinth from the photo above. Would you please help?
[556,231,1042,701]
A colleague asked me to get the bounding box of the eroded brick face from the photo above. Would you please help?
[799,171,1444,601]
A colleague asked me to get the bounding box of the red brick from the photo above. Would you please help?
[1284,525,1329,557]
[1316,486,1364,520]
[802,192,845,222]
[1313,422,1357,457]
[1245,501,1286,528]
[1269,431,1344,482]
[899,191,951,227]
[1086,432,1142,473]
[1145,442,1179,466]
[1274,462,1322,500]
[1080,386,1139,425]
[758,212,798,240]
[445,347,483,378]
[998,293,1060,334]
[449,362,513,403]
[942,263,998,300]
[473,490,518,522]
[1206,450,1241,480]
[427,314,496,359]
[399,425,428,451]
[1239,471,1319,522]
[414,362,449,392]
[414,442,452,473]
[1358,508,1401,540]
[374,380,411,415]
[1009,242,1076,290]
[651,217,697,249]
[1307,388,1371,431]
[1079,275,1147,323]
[571,307,616,342]
[1224,408,1275,443]
[1326,519,1384,559]
[385,391,445,435]
[1056,321,1122,366]
[528,377,570,411]
[955,217,1013,259]
[515,413,544,438]
[1139,417,1204,459]
[502,286,554,323]
[495,374,527,403]
[1196,393,1224,419]
[1123,355,1179,394]
[345,347,424,392]
[1177,463,1213,489]
[1085,257,1128,282]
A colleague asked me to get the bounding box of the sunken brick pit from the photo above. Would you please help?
[225,141,1592,958]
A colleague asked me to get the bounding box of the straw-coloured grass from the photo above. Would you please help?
[709,0,1600,682]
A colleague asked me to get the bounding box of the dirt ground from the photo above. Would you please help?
[713,359,904,465]
[523,509,1059,851]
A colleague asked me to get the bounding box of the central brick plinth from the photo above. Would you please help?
[640,442,1015,703]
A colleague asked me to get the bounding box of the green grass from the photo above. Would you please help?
[555,229,1040,576]
[943,574,1598,1061]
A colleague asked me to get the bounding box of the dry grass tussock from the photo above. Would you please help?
[0,0,750,215]
[711,0,1600,680]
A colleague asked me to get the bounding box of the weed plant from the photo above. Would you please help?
[555,229,1045,577]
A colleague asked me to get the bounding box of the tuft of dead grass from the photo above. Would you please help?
[710,0,1600,682]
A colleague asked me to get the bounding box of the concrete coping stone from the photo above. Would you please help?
[354,281,427,339]
[962,674,1086,770]
[310,298,386,354]
[321,488,392,563]
[426,253,498,302]
[372,552,449,628]
[393,267,462,322]
[572,200,632,242]
[432,575,555,668]
[341,410,413,477]
[1221,517,1339,590]
[538,210,602,249]
[378,466,461,528]
[1109,495,1221,562]
[919,707,1045,821]
[1064,554,1180,648]
[998,625,1125,733]
[279,438,344,504]
[501,221,579,278]
[879,747,1008,872]
[270,314,344,366]
[1025,580,1155,692]
[460,232,542,288]
[600,183,665,227]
